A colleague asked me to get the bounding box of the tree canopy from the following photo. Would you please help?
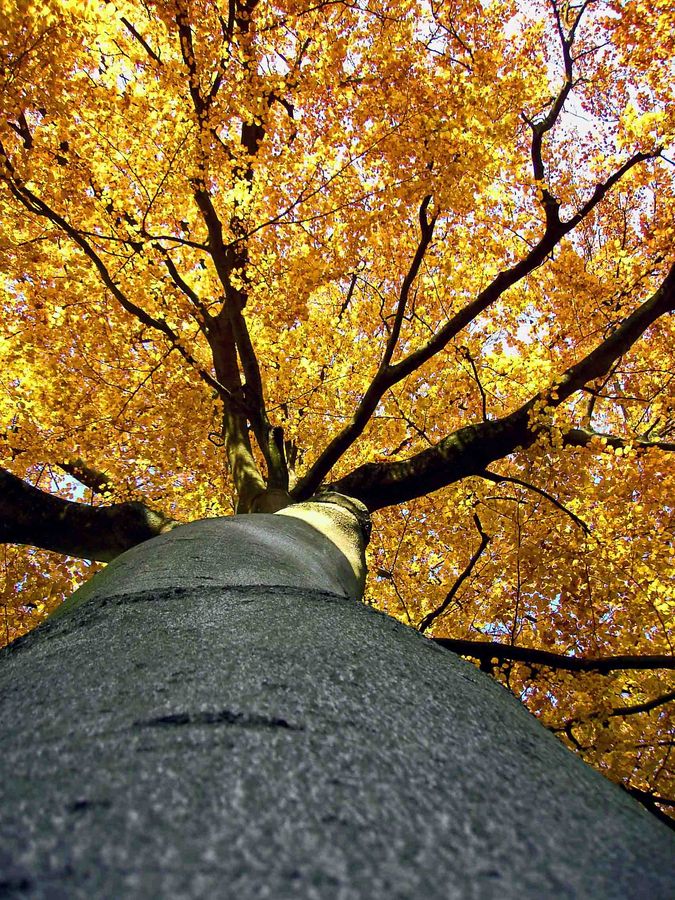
[1,0,673,820]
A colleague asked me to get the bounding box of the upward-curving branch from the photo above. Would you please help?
[296,145,661,499]
[331,262,674,509]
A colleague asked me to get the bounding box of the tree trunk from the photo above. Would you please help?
[0,512,672,898]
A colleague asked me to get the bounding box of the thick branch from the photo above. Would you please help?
[191,196,280,494]
[331,263,674,510]
[552,262,674,402]
[562,428,675,453]
[297,150,659,500]
[432,639,675,674]
[623,787,675,810]
[0,468,177,562]
[190,169,282,489]
[206,316,269,509]
[295,197,437,498]
[389,149,660,387]
[58,459,114,496]
[166,6,284,496]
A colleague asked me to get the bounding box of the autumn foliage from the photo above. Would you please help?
[1,0,673,820]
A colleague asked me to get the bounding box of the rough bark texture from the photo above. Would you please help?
[0,515,673,898]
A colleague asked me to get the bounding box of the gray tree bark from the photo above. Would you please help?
[0,509,673,898]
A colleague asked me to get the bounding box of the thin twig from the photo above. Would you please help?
[479,470,591,533]
[418,513,490,633]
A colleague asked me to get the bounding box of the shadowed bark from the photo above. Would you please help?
[1,512,672,896]
[0,468,177,562]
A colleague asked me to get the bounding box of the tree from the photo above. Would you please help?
[0,0,673,832]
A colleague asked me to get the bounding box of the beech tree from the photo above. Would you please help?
[1,0,674,826]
